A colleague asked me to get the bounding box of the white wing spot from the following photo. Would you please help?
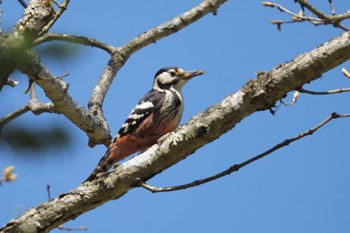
[136,101,154,110]
[121,123,129,133]
[129,113,144,120]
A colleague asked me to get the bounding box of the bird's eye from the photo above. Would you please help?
[169,71,176,77]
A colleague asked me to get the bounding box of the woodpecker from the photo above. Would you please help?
[85,67,204,182]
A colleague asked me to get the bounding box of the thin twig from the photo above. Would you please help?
[34,33,115,54]
[341,68,350,78]
[280,91,300,106]
[35,72,69,80]
[47,184,51,201]
[264,1,350,31]
[0,83,57,130]
[263,2,323,23]
[39,0,71,35]
[138,112,350,193]
[328,0,336,16]
[57,225,87,231]
[17,0,27,8]
[6,79,19,87]
[299,87,350,95]
[294,0,350,30]
[0,105,30,130]
[294,0,328,20]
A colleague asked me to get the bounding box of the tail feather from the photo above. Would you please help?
[84,150,112,182]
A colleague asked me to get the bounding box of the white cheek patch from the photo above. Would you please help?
[158,73,173,85]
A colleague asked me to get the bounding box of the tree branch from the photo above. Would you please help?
[34,33,115,54]
[0,105,30,131]
[38,0,71,35]
[263,2,323,23]
[138,112,350,193]
[5,79,19,87]
[3,28,350,232]
[2,0,228,147]
[87,0,228,139]
[264,1,350,31]
[295,0,350,25]
[19,51,112,146]
[328,0,336,16]
[0,84,56,131]
[299,87,350,95]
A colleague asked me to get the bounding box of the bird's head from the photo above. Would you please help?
[153,67,204,91]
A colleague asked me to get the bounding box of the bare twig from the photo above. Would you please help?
[264,1,350,31]
[0,105,30,130]
[299,87,350,95]
[0,100,56,130]
[6,79,19,87]
[37,72,69,80]
[341,68,350,78]
[57,225,87,231]
[280,91,300,106]
[39,0,71,35]
[263,2,323,24]
[294,0,350,30]
[328,0,336,16]
[34,33,115,54]
[0,83,57,130]
[294,0,328,20]
[138,112,350,193]
[17,0,27,8]
[47,184,52,201]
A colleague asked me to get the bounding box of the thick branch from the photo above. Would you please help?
[119,0,226,58]
[3,29,350,233]
[20,51,112,146]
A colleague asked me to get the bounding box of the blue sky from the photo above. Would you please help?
[1,1,350,232]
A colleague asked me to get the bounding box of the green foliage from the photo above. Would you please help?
[0,124,71,152]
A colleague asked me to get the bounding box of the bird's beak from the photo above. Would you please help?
[181,69,204,79]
